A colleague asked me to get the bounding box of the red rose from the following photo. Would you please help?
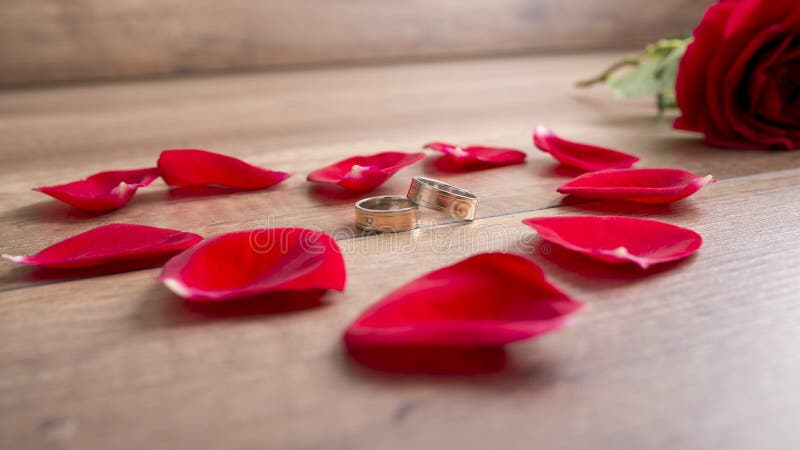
[674,0,800,150]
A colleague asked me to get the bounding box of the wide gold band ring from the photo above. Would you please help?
[355,196,420,232]
[407,176,478,221]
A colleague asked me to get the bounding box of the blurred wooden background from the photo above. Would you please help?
[0,0,713,86]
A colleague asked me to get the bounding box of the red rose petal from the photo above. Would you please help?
[158,149,290,189]
[307,151,425,192]
[522,216,702,269]
[674,0,800,150]
[749,46,800,129]
[159,228,345,301]
[347,346,509,374]
[184,290,328,318]
[423,142,526,170]
[557,168,715,204]
[724,0,798,39]
[674,1,737,133]
[717,24,797,149]
[533,126,639,172]
[344,252,581,349]
[3,223,202,269]
[34,168,159,212]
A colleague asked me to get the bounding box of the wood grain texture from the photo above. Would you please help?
[1,170,799,450]
[0,0,714,86]
[1,52,798,287]
[1,51,800,450]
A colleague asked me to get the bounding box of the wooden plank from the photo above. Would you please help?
[0,0,715,86]
[1,168,798,450]
[2,52,799,288]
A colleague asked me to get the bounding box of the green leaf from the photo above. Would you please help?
[655,43,687,110]
[577,37,691,112]
[608,58,665,99]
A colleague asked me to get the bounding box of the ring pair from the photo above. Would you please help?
[355,177,478,233]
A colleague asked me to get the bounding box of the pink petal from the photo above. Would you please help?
[159,228,345,301]
[158,149,291,189]
[344,252,581,349]
[533,125,640,172]
[34,168,159,212]
[523,216,702,269]
[3,223,202,269]
[307,151,425,192]
[424,142,526,170]
[557,168,715,204]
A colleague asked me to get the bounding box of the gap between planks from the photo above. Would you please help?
[2,165,799,294]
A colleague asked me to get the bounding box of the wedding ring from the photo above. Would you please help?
[355,196,420,232]
[407,176,478,220]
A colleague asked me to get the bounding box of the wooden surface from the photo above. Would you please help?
[0,0,714,86]
[1,51,800,450]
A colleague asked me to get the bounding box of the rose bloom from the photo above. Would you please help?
[674,0,800,150]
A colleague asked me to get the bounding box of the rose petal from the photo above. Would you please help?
[533,126,639,172]
[718,26,797,149]
[158,149,291,189]
[34,168,159,212]
[703,2,800,149]
[747,40,800,130]
[307,151,425,192]
[522,216,702,269]
[344,252,581,349]
[675,0,800,150]
[423,142,526,170]
[724,0,798,39]
[557,168,715,204]
[674,1,738,133]
[3,223,202,269]
[159,228,345,301]
[184,291,328,318]
[347,346,509,374]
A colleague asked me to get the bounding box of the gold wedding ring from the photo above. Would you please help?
[355,196,420,232]
[407,176,478,220]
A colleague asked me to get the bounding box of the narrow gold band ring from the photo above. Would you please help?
[355,196,420,232]
[407,176,478,221]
